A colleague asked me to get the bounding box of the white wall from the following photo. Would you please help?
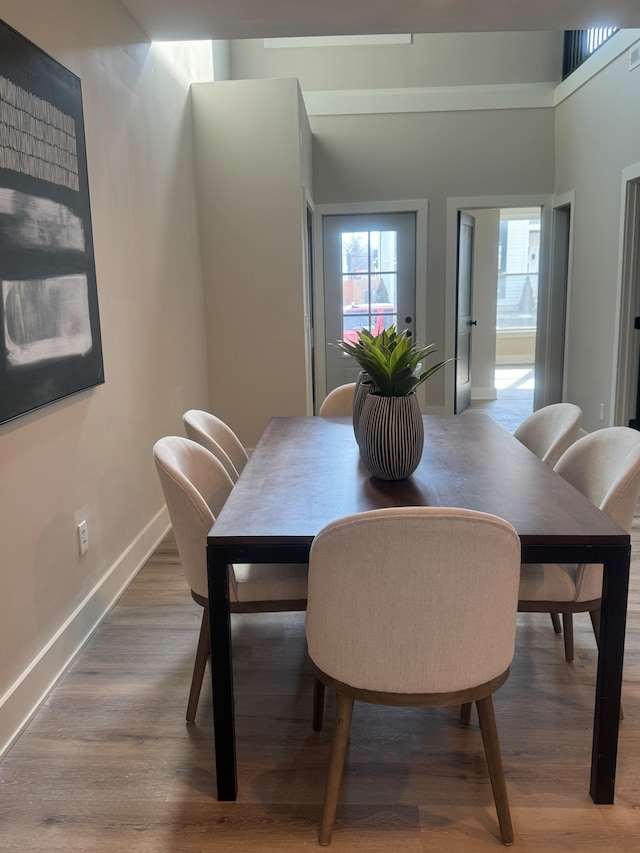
[230,31,563,89]
[0,0,209,754]
[191,78,310,447]
[555,36,640,432]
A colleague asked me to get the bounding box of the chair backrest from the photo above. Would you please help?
[153,436,234,599]
[555,426,640,600]
[318,383,356,417]
[306,506,521,695]
[556,426,640,531]
[513,402,582,467]
[183,409,249,482]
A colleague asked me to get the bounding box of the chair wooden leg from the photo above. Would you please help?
[313,676,326,732]
[319,693,354,846]
[460,702,472,726]
[562,612,574,661]
[476,695,514,846]
[186,606,210,723]
[550,612,562,634]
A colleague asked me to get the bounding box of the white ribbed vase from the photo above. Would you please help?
[358,392,424,480]
[352,372,377,446]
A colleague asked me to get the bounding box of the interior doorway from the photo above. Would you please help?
[463,206,541,424]
[493,208,540,420]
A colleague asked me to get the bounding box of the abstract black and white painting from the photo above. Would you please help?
[0,19,103,425]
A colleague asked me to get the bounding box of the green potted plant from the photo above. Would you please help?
[335,325,449,397]
[334,326,451,480]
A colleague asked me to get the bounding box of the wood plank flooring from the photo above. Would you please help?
[3,413,640,850]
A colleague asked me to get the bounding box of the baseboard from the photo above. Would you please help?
[0,507,170,759]
[472,387,498,401]
[423,404,450,415]
[495,356,535,366]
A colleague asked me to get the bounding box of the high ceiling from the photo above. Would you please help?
[119,0,640,42]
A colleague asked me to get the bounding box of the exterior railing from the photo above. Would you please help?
[497,272,538,330]
[563,28,618,79]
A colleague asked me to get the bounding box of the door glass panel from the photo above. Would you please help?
[340,230,398,342]
[323,211,416,394]
[341,232,368,275]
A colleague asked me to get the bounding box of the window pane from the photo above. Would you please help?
[342,312,368,343]
[377,230,397,273]
[340,229,399,343]
[342,273,369,308]
[342,307,397,342]
[342,232,369,275]
[496,217,539,331]
[372,273,397,311]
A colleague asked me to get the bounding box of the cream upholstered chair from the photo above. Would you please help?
[519,426,640,662]
[307,507,521,846]
[153,436,307,722]
[318,383,356,417]
[513,403,583,637]
[183,409,249,483]
[513,402,583,468]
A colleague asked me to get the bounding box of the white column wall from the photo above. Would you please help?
[191,78,309,447]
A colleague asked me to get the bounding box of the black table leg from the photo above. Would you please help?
[207,545,237,801]
[590,545,630,803]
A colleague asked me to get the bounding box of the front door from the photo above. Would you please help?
[455,211,475,413]
[322,212,416,393]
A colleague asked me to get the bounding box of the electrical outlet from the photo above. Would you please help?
[77,520,89,556]
[599,403,605,421]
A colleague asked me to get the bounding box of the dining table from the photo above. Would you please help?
[206,413,631,804]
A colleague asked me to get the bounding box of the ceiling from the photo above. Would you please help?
[119,0,640,42]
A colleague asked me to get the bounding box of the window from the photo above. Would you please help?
[340,230,398,342]
[562,27,618,79]
[496,214,540,331]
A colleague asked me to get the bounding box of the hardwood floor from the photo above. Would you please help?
[3,448,640,850]
[467,367,534,432]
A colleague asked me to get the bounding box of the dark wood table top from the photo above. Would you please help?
[208,413,628,550]
[206,412,631,805]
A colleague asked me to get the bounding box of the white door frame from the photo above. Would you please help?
[614,162,640,426]
[542,189,575,408]
[301,185,316,415]
[445,194,551,415]
[314,199,428,411]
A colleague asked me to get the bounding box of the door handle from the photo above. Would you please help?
[470,320,477,326]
